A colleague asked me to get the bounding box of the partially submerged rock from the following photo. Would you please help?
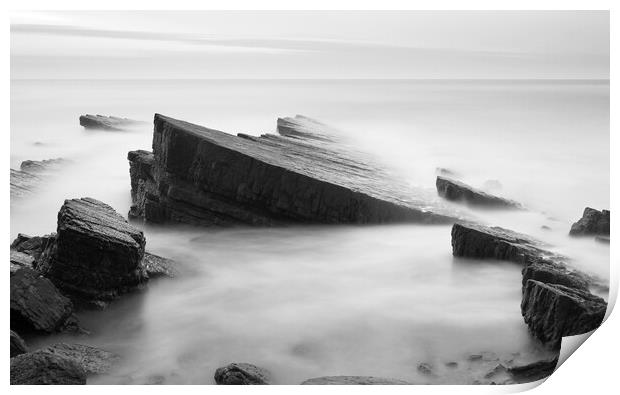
[522,259,589,292]
[301,376,410,385]
[128,114,457,226]
[569,207,610,237]
[10,350,86,385]
[11,159,68,200]
[141,252,177,278]
[214,363,272,385]
[10,267,77,333]
[504,356,558,383]
[20,158,68,174]
[11,331,28,357]
[41,343,120,375]
[521,280,606,349]
[436,176,521,209]
[10,168,41,198]
[80,114,143,131]
[37,198,148,303]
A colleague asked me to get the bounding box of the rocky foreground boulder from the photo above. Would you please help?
[301,376,411,385]
[214,363,272,385]
[521,280,606,349]
[128,114,458,226]
[10,351,87,385]
[451,222,607,348]
[37,198,148,303]
[436,176,521,209]
[569,207,610,237]
[79,114,143,131]
[10,267,78,333]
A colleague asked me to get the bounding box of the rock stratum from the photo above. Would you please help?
[451,223,607,349]
[436,176,521,209]
[128,114,459,226]
[80,114,143,131]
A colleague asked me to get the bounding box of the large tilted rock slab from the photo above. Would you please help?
[569,207,610,236]
[128,114,457,226]
[521,280,606,349]
[37,198,148,302]
[10,267,77,333]
[10,351,87,385]
[301,376,411,385]
[79,114,143,131]
[214,363,272,385]
[436,176,521,209]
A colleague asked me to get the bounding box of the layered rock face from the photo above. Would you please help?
[37,198,148,302]
[128,114,457,226]
[79,114,143,131]
[436,176,521,209]
[214,363,272,385]
[451,222,607,348]
[569,207,610,236]
[521,280,606,349]
[10,267,77,333]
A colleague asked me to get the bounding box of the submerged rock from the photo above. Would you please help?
[10,267,77,333]
[436,176,520,209]
[141,252,178,278]
[521,280,606,349]
[37,198,148,303]
[41,343,120,375]
[10,168,41,199]
[20,158,68,174]
[417,362,434,375]
[504,356,558,383]
[569,207,610,237]
[10,350,86,385]
[79,114,143,131]
[214,363,272,385]
[128,114,457,227]
[10,330,28,357]
[301,376,410,385]
[595,236,610,244]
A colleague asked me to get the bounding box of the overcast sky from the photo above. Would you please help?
[10,11,609,79]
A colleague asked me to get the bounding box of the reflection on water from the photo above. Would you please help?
[11,79,608,384]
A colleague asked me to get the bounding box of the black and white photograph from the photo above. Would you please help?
[7,3,614,388]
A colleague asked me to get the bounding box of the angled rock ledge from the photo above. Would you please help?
[436,176,521,209]
[128,114,458,226]
[80,114,143,131]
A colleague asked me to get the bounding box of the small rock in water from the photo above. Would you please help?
[301,376,411,385]
[40,343,120,375]
[10,267,77,333]
[141,252,178,278]
[10,330,28,357]
[445,361,458,368]
[417,362,434,375]
[505,356,558,383]
[10,350,86,385]
[436,176,521,209]
[468,354,483,361]
[214,363,272,385]
[20,158,68,174]
[541,225,551,230]
[569,207,610,237]
[79,114,143,131]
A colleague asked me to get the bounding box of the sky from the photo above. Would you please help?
[10,11,609,80]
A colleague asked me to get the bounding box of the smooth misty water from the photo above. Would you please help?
[11,79,609,384]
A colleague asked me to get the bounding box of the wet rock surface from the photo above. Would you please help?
[141,252,178,278]
[569,207,610,237]
[37,197,148,302]
[10,330,28,357]
[504,356,558,383]
[301,376,411,385]
[79,114,143,131]
[41,343,120,375]
[521,280,606,349]
[436,176,520,209]
[128,114,458,227]
[214,363,272,385]
[10,350,87,385]
[10,267,77,333]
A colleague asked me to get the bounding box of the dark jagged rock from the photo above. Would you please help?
[11,331,28,357]
[521,280,606,349]
[505,356,558,383]
[301,376,411,385]
[214,363,272,385]
[569,207,610,236]
[10,350,86,385]
[10,168,41,199]
[128,114,457,227]
[41,343,120,375]
[10,267,77,333]
[37,198,148,303]
[79,114,143,131]
[522,259,590,292]
[436,176,521,209]
[11,233,54,261]
[20,158,68,174]
[141,252,177,278]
